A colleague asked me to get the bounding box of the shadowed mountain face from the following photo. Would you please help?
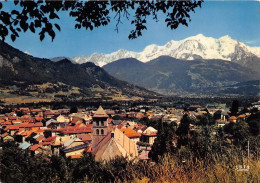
[73,34,260,69]
[0,41,156,98]
[103,56,260,96]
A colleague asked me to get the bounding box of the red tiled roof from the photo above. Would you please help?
[12,119,22,124]
[41,141,53,146]
[229,116,237,120]
[119,113,127,117]
[66,154,83,159]
[238,115,246,118]
[6,125,19,130]
[61,124,92,134]
[21,131,33,136]
[36,129,45,133]
[20,123,43,128]
[30,144,39,151]
[36,136,45,142]
[31,109,42,112]
[43,136,56,142]
[16,129,25,135]
[1,132,9,138]
[216,119,226,123]
[106,111,115,115]
[120,128,141,138]
[86,144,92,153]
[3,121,12,125]
[142,132,157,137]
[44,111,60,115]
[107,118,113,124]
[61,128,92,134]
[77,134,92,142]
[46,128,65,132]
[35,116,44,122]
[8,117,17,120]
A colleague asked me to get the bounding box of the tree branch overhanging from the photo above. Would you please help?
[0,0,203,42]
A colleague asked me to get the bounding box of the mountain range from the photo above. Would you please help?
[73,34,260,71]
[0,41,157,103]
[72,34,260,96]
[103,56,260,96]
[0,33,259,101]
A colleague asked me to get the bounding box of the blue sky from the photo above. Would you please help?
[3,1,260,59]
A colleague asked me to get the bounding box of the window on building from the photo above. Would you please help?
[96,129,99,135]
[101,121,104,126]
[96,121,99,126]
[101,129,104,135]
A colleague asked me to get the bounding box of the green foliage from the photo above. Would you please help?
[139,117,162,130]
[112,115,123,120]
[70,106,78,114]
[230,100,239,116]
[197,113,215,126]
[0,136,260,183]
[176,114,192,147]
[149,119,176,162]
[0,1,202,41]
[72,153,105,182]
[224,121,249,146]
[0,142,52,182]
[246,111,260,136]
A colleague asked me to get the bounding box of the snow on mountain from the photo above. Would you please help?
[72,34,260,67]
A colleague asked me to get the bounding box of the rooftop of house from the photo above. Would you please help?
[120,128,141,138]
[66,154,83,159]
[77,133,92,142]
[43,136,56,142]
[29,144,42,151]
[1,132,9,138]
[229,116,237,120]
[238,115,246,118]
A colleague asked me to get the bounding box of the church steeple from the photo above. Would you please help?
[93,106,109,118]
[92,106,109,148]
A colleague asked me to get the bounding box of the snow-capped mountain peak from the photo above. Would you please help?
[72,34,260,66]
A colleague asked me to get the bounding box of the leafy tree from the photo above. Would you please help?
[224,121,249,146]
[213,110,222,120]
[149,119,176,162]
[72,153,104,182]
[70,105,78,113]
[104,156,136,182]
[0,0,203,41]
[50,155,69,182]
[112,114,123,120]
[197,126,213,158]
[176,114,192,147]
[0,141,31,182]
[246,111,260,136]
[197,113,215,126]
[230,100,239,116]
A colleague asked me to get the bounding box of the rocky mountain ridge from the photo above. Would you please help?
[73,34,260,67]
[103,56,260,96]
[0,41,157,103]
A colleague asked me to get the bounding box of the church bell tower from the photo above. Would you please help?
[92,106,109,148]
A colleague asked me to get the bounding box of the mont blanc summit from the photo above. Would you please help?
[73,34,260,67]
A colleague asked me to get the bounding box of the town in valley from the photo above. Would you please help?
[1,98,259,160]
